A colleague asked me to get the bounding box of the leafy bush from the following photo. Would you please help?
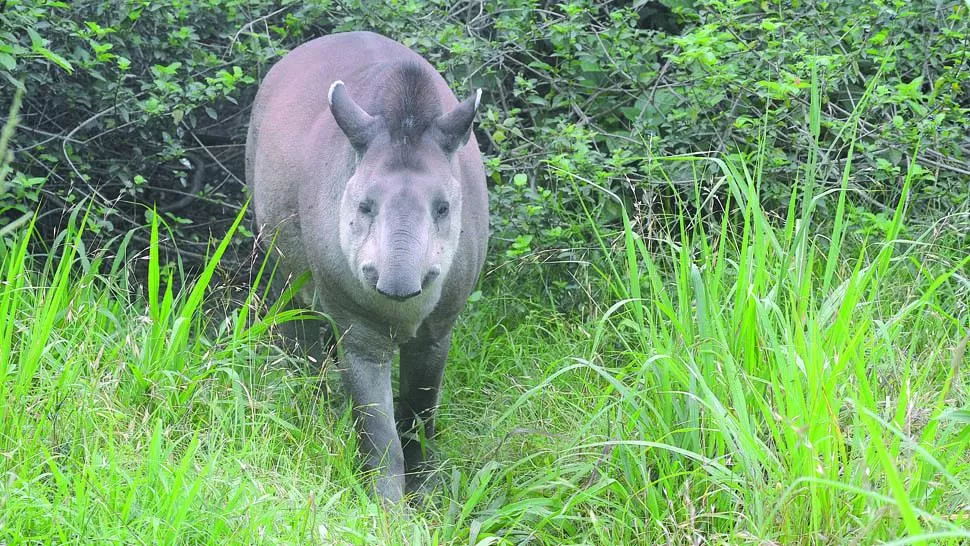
[2,0,967,278]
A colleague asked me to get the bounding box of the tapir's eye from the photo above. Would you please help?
[358,200,375,216]
[434,201,449,220]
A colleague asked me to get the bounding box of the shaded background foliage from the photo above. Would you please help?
[2,0,968,287]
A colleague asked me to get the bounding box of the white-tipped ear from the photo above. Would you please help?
[434,90,482,154]
[329,80,378,150]
[328,80,344,106]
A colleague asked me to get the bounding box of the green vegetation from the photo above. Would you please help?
[1,125,968,542]
[1,1,968,544]
[3,0,968,261]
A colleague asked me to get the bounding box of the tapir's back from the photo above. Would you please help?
[248,32,424,159]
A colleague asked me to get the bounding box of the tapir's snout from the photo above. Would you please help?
[359,200,444,303]
[377,285,422,301]
[362,261,425,301]
[362,261,441,301]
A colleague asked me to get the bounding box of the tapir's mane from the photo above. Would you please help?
[377,61,443,167]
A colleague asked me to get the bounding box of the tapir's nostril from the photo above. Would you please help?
[422,265,441,288]
[361,263,379,286]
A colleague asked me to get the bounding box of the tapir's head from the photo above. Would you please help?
[328,66,481,302]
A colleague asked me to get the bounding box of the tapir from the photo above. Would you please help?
[245,31,488,503]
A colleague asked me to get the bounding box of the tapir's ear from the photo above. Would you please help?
[329,80,378,151]
[433,89,482,155]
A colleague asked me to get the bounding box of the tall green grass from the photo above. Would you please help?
[1,155,966,543]
[550,152,970,543]
[0,98,967,544]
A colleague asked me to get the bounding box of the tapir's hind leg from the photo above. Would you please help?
[262,261,332,372]
[254,221,335,371]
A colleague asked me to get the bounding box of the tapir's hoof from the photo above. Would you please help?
[405,468,445,509]
[375,474,405,506]
[405,455,446,503]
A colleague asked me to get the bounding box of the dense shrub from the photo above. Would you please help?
[2,0,967,275]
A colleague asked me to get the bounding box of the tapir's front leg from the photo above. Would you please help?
[340,326,405,504]
[398,322,453,491]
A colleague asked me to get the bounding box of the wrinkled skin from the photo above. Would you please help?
[246,31,488,504]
